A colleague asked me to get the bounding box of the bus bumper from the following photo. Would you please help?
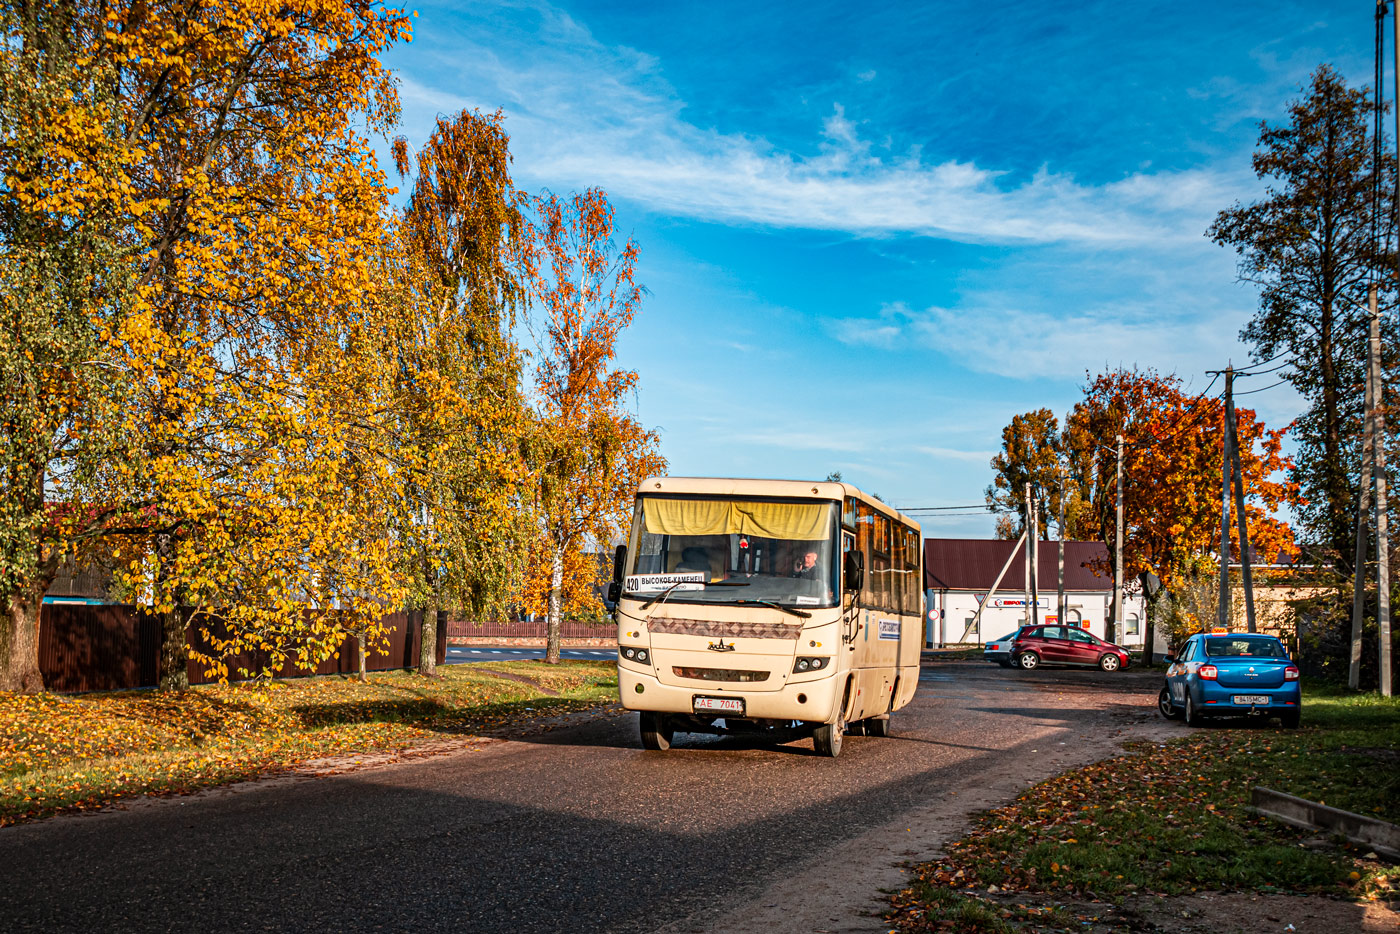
[617,665,843,723]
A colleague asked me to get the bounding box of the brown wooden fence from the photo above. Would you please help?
[37,604,446,693]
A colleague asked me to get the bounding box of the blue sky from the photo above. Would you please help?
[381,1,1375,536]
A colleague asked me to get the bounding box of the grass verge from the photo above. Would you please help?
[887,685,1400,933]
[0,660,617,826]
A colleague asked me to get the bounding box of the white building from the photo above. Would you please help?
[923,538,1148,648]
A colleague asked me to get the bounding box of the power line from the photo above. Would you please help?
[1234,358,1291,377]
[1243,347,1294,369]
[1119,378,1226,454]
[900,504,1000,512]
[1076,372,1223,460]
[1233,378,1289,396]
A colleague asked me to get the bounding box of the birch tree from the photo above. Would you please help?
[388,109,531,675]
[521,189,664,664]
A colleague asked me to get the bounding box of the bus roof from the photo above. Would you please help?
[635,476,922,533]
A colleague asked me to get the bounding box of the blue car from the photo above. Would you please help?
[1158,631,1300,728]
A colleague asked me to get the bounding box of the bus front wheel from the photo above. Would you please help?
[640,711,674,751]
[813,720,844,757]
[865,715,891,737]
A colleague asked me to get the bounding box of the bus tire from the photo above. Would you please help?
[813,721,843,757]
[640,712,674,751]
[866,715,891,738]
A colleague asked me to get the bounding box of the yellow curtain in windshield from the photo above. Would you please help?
[645,499,829,541]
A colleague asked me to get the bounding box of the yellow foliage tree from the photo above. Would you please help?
[387,109,531,675]
[1,0,416,691]
[0,0,139,691]
[109,0,415,687]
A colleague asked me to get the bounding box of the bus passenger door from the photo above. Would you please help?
[841,532,860,646]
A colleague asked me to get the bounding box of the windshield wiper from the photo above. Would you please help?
[736,598,810,619]
[639,581,685,610]
[703,580,749,587]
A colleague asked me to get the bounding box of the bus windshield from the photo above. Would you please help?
[623,496,840,608]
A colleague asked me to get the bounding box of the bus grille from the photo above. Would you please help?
[672,667,770,682]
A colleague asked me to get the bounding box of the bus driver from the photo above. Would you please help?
[791,547,821,580]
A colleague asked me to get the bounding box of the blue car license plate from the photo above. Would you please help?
[1233,695,1269,705]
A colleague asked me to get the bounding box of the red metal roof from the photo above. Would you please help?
[924,538,1113,592]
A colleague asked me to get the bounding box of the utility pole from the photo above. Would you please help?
[1351,286,1379,690]
[1058,464,1067,628]
[1384,0,1397,698]
[1031,491,1040,627]
[968,528,1028,640]
[1114,435,1124,644]
[1024,482,1033,626]
[1226,370,1257,632]
[1216,367,1234,629]
[1372,295,1393,696]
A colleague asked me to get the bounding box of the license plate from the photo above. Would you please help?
[693,695,745,716]
[1233,695,1270,706]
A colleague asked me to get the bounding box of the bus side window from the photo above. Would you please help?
[857,502,877,607]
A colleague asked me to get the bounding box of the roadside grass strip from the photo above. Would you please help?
[887,687,1399,933]
[0,661,617,826]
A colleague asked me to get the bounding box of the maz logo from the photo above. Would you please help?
[707,640,735,652]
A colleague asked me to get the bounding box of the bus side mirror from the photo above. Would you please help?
[843,551,864,593]
[612,544,626,584]
[606,582,621,604]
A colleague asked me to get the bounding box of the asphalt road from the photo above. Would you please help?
[0,660,1166,934]
[446,645,616,664]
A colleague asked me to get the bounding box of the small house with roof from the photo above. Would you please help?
[922,538,1148,648]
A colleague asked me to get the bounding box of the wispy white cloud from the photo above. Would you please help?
[827,317,902,348]
[915,445,997,463]
[724,430,868,453]
[826,298,1245,381]
[399,0,1250,248]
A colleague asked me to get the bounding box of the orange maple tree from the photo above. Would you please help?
[1063,368,1298,602]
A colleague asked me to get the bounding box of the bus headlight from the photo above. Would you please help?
[620,645,649,664]
[793,656,829,673]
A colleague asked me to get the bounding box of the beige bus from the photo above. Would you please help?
[608,477,924,757]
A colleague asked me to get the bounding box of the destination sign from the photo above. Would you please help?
[623,572,705,593]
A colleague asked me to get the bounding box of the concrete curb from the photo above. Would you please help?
[1250,786,1400,861]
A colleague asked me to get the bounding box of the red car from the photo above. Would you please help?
[1012,624,1130,672]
